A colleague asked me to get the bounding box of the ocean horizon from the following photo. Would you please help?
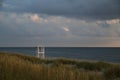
[0,47,120,63]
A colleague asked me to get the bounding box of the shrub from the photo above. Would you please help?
[104,65,120,80]
[76,62,97,70]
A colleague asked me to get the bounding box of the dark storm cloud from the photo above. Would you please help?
[1,0,120,20]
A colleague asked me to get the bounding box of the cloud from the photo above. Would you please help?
[1,1,120,47]
[62,26,70,32]
[1,12,120,47]
[0,0,3,5]
[30,14,40,23]
[0,12,69,38]
[96,19,120,28]
[106,19,120,25]
[1,0,120,20]
[1,12,120,38]
[0,0,3,10]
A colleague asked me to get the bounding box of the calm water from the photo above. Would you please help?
[0,47,120,63]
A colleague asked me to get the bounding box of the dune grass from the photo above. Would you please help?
[0,52,120,80]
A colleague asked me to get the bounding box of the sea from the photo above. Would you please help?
[0,47,120,63]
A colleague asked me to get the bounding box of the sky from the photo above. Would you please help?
[0,0,120,47]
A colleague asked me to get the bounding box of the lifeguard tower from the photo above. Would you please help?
[36,46,45,59]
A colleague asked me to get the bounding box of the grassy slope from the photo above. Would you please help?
[0,52,120,80]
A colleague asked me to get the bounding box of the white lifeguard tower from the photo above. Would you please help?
[36,46,45,59]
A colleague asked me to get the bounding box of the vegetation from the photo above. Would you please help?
[0,52,120,80]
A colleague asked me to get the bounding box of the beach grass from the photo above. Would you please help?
[0,52,120,80]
